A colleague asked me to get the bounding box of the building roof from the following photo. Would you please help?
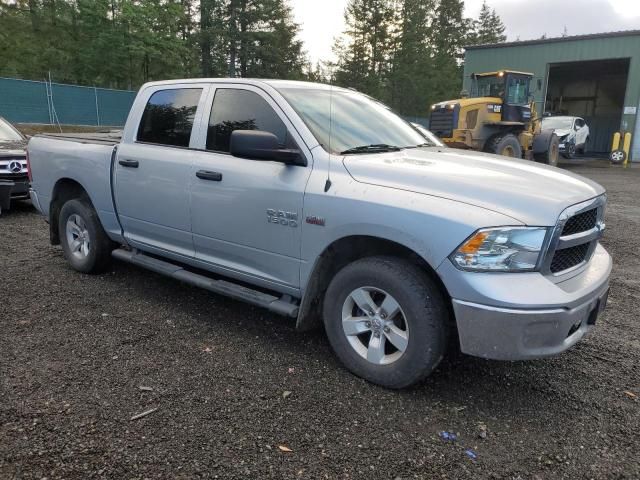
[465,29,640,51]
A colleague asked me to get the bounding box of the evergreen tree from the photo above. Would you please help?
[333,0,396,99]
[0,0,306,88]
[468,0,507,45]
[430,0,471,102]
[388,0,436,116]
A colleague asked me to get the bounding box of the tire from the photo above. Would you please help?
[485,134,522,158]
[610,149,626,164]
[562,141,576,159]
[323,256,449,389]
[534,133,560,166]
[58,198,113,273]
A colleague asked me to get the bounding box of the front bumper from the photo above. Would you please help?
[438,243,612,360]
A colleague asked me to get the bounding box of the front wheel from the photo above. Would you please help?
[485,134,523,158]
[323,256,449,389]
[59,198,113,273]
[562,141,576,159]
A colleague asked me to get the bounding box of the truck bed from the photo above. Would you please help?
[28,132,123,243]
[37,131,122,146]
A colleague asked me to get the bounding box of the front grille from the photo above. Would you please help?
[429,109,455,138]
[0,173,28,181]
[545,197,605,275]
[550,243,590,273]
[562,208,597,236]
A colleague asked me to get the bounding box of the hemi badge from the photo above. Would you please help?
[306,216,326,226]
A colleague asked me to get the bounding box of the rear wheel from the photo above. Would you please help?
[485,134,522,158]
[323,256,449,389]
[59,198,113,273]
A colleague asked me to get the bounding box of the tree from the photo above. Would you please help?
[333,0,396,99]
[429,0,471,103]
[468,0,507,46]
[0,0,306,88]
[388,0,436,116]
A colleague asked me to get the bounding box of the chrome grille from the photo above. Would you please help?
[562,208,597,236]
[543,196,606,276]
[550,244,590,273]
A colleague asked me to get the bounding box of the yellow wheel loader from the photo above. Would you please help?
[429,70,560,165]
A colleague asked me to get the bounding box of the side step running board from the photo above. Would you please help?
[112,249,299,318]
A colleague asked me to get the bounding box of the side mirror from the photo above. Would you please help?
[229,130,304,166]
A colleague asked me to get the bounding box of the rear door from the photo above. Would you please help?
[114,84,208,257]
[188,84,312,290]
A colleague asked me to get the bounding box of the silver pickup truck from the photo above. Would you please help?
[28,79,611,388]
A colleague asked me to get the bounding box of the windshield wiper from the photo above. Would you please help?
[340,144,402,155]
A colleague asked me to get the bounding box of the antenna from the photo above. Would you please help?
[324,83,333,193]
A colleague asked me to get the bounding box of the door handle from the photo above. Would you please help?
[119,159,139,168]
[196,170,223,181]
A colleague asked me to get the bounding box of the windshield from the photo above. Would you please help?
[542,117,574,130]
[0,118,24,142]
[473,76,504,98]
[277,87,426,154]
[506,76,530,105]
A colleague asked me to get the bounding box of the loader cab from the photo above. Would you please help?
[471,71,533,124]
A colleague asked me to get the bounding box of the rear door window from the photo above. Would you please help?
[137,88,203,147]
[206,88,288,153]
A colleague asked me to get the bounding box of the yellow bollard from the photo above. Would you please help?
[611,132,621,152]
[623,132,632,167]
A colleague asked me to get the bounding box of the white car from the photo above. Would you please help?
[541,116,590,158]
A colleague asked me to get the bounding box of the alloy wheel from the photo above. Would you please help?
[341,286,409,365]
[65,214,91,260]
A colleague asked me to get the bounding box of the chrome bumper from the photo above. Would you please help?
[439,244,612,360]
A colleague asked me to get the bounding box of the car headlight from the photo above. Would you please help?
[451,227,549,272]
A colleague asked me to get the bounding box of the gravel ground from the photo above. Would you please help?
[1,164,639,479]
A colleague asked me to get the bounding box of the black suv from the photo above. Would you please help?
[0,116,29,213]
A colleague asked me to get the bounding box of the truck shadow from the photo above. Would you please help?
[102,258,580,412]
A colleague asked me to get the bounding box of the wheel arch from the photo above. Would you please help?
[295,235,452,332]
[49,178,95,245]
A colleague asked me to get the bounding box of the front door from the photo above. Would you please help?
[114,85,208,257]
[189,85,312,290]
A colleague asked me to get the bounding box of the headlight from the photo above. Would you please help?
[451,227,548,272]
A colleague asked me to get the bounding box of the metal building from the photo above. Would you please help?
[463,30,640,161]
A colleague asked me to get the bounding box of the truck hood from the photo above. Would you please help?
[342,147,604,226]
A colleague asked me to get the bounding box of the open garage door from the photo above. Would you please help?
[545,59,629,153]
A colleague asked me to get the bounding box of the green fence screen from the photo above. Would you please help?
[0,77,136,126]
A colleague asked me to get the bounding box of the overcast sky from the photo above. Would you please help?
[292,0,640,63]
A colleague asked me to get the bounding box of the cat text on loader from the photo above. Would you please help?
[429,70,560,165]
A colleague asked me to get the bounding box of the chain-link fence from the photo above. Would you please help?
[0,77,136,127]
